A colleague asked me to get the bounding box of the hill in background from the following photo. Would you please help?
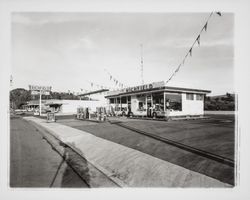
[205,93,235,111]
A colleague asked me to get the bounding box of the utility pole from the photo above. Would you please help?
[10,75,13,109]
[39,90,42,116]
[140,44,144,85]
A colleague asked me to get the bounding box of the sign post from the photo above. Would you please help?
[29,85,52,116]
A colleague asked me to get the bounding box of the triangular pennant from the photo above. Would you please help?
[204,22,208,31]
[216,12,222,16]
[175,64,181,73]
[197,35,200,46]
[189,48,192,57]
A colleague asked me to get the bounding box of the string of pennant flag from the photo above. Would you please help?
[165,11,222,85]
[87,80,120,91]
[104,69,129,88]
[67,78,124,96]
[62,12,223,95]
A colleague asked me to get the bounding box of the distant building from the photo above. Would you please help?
[25,89,109,115]
[25,99,104,114]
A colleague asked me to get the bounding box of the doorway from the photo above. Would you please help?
[146,95,152,117]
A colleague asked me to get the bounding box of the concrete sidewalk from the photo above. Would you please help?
[23,116,230,187]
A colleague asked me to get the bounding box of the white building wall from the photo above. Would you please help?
[89,93,109,107]
[170,93,204,116]
[61,100,104,114]
[131,95,139,113]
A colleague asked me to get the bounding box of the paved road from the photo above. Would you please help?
[10,116,88,188]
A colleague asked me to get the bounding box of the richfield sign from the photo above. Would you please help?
[29,85,52,95]
[125,81,165,93]
[106,81,165,96]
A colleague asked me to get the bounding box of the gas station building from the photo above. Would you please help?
[105,81,211,117]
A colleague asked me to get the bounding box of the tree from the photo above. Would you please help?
[10,88,32,109]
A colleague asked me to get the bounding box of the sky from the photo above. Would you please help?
[11,12,234,96]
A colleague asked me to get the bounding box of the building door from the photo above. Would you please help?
[127,96,131,114]
[146,95,152,117]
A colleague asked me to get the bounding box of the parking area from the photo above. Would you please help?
[117,115,235,160]
[57,114,235,185]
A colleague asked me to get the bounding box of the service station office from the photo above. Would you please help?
[105,81,211,117]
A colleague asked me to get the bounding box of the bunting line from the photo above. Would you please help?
[87,80,119,91]
[165,11,222,85]
[104,69,128,88]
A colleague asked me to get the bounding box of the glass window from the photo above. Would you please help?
[152,93,164,110]
[109,98,114,104]
[114,106,120,111]
[196,94,204,101]
[186,93,194,100]
[121,96,127,104]
[138,102,144,110]
[127,96,131,102]
[165,93,182,111]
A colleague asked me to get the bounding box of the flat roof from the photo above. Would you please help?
[105,85,211,98]
[78,89,109,96]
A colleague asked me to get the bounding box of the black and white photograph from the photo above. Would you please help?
[1,0,250,200]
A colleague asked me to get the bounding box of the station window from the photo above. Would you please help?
[165,93,182,111]
[136,95,146,111]
[196,94,204,101]
[138,102,144,110]
[121,96,127,104]
[127,96,131,103]
[109,98,115,104]
[186,93,194,100]
[152,93,164,111]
